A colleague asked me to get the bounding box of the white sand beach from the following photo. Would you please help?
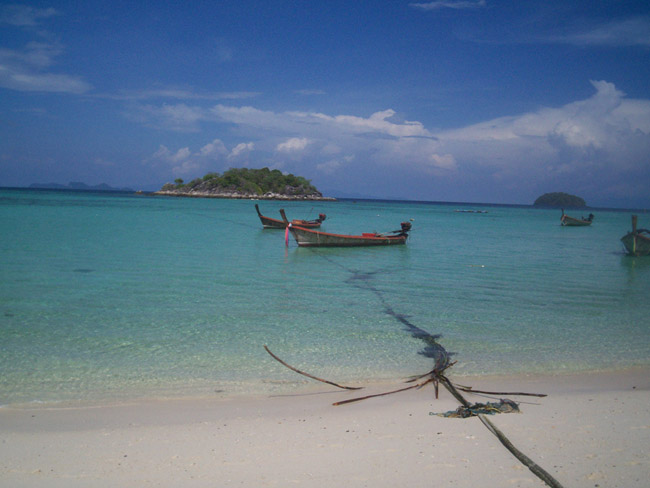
[1,368,648,488]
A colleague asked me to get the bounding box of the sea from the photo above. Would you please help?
[1,188,649,407]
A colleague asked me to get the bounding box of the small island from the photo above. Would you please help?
[533,192,586,208]
[153,167,335,201]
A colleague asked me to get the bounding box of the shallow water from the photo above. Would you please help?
[1,189,649,406]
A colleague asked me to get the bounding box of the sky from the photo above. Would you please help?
[1,1,650,207]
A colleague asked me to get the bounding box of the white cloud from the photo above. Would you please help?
[276,137,310,153]
[0,42,91,93]
[132,103,209,131]
[316,159,343,174]
[427,80,650,202]
[149,146,198,176]
[0,68,90,93]
[211,104,281,129]
[437,80,648,154]
[149,142,226,177]
[209,105,445,177]
[294,109,431,139]
[172,160,201,176]
[0,9,91,94]
[153,145,192,164]
[429,153,456,171]
[199,139,228,158]
[228,142,254,160]
[0,5,58,26]
[18,41,61,68]
[157,104,205,127]
[145,80,650,205]
[148,139,258,178]
[212,105,433,140]
[554,17,650,47]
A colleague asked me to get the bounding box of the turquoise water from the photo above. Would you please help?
[1,188,649,406]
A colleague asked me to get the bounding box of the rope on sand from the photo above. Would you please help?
[439,375,565,488]
[272,251,566,488]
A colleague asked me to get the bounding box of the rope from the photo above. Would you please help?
[298,250,566,488]
[439,375,565,488]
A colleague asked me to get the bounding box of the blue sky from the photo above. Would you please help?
[1,1,649,207]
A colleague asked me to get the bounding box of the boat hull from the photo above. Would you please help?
[561,215,592,226]
[621,215,650,256]
[288,225,407,247]
[621,232,650,256]
[256,204,322,229]
[259,214,287,229]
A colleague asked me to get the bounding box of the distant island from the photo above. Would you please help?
[153,167,335,201]
[534,192,586,208]
[30,182,134,192]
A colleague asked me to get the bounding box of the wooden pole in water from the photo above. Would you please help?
[632,215,638,255]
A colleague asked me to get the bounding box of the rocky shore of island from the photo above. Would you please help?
[152,188,335,200]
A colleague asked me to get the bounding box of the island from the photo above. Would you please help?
[153,167,335,201]
[533,192,586,208]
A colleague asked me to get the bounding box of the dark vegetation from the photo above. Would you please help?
[160,167,323,198]
[534,192,586,208]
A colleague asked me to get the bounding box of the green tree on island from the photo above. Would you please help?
[161,167,322,197]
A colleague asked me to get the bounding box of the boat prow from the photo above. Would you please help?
[621,215,650,256]
[279,209,326,228]
[255,204,327,229]
[255,204,286,229]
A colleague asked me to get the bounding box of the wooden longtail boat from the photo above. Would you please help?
[286,221,412,247]
[561,209,594,226]
[277,208,327,229]
[255,204,325,229]
[621,215,650,256]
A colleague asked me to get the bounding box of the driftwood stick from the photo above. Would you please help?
[264,345,363,390]
[333,378,434,406]
[438,374,565,488]
[404,369,436,383]
[405,362,456,384]
[453,384,548,398]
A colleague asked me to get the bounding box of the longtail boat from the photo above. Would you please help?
[561,209,594,226]
[286,221,411,247]
[255,204,325,229]
[621,215,650,256]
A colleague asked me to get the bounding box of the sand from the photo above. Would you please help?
[1,368,648,488]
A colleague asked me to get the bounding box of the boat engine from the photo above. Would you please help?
[400,221,412,233]
[318,213,327,222]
